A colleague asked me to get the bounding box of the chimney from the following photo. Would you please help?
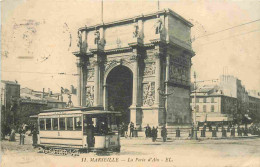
[42,88,45,99]
[70,85,74,94]
[60,95,63,102]
[48,88,51,96]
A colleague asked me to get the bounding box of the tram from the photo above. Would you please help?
[36,107,121,155]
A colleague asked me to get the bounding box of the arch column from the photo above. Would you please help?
[103,84,108,110]
[76,58,82,106]
[129,53,142,128]
[154,51,162,107]
[93,60,100,107]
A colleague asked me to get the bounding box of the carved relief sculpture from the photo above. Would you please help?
[144,62,156,76]
[87,69,94,81]
[143,82,155,106]
[86,86,94,107]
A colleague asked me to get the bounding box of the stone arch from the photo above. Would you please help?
[104,60,133,85]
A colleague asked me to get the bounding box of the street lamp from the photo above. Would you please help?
[192,71,198,140]
[158,84,174,126]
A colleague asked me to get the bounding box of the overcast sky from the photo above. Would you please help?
[1,0,260,93]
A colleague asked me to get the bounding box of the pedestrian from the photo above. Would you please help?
[32,124,38,147]
[148,126,151,137]
[152,127,158,142]
[124,123,128,138]
[86,121,95,148]
[155,127,158,139]
[9,128,16,142]
[145,124,150,138]
[130,122,134,137]
[161,125,167,142]
[151,127,155,142]
[120,123,125,137]
[19,125,25,145]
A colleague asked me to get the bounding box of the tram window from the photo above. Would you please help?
[46,118,51,130]
[59,118,65,130]
[67,117,73,130]
[53,118,58,130]
[74,117,82,131]
[39,119,45,130]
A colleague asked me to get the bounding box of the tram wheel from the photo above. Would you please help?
[62,150,68,155]
[44,149,49,154]
[38,147,44,153]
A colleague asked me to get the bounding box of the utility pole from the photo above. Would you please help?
[192,71,198,140]
[101,0,104,23]
[158,85,174,125]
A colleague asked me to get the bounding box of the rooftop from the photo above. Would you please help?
[1,80,20,85]
[79,8,193,31]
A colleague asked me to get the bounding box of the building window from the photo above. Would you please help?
[59,118,65,130]
[195,98,199,103]
[74,117,82,131]
[203,98,207,103]
[211,105,214,112]
[46,118,51,130]
[196,105,199,112]
[203,105,207,112]
[52,118,58,130]
[39,119,45,130]
[67,117,73,130]
[211,97,214,103]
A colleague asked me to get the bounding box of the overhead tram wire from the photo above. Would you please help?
[1,70,79,76]
[194,18,260,40]
[200,29,260,46]
[189,18,260,43]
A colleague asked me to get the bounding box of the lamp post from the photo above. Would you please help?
[192,72,198,140]
[158,84,174,126]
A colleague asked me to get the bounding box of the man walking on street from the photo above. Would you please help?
[130,122,134,137]
[32,124,38,147]
[152,127,158,142]
[161,125,167,142]
[145,124,150,138]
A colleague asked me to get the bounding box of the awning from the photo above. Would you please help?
[30,115,38,118]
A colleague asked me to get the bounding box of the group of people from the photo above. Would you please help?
[145,124,167,142]
[120,122,136,138]
[4,123,38,147]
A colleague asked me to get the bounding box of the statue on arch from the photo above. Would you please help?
[133,22,139,38]
[77,30,82,48]
[94,29,100,44]
[154,18,163,34]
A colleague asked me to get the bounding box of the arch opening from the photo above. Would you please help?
[106,65,133,124]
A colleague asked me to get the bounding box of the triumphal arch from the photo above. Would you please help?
[73,9,195,129]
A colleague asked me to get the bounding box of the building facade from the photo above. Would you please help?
[20,93,48,124]
[21,87,66,109]
[1,80,20,125]
[191,75,259,124]
[248,90,260,123]
[73,9,195,128]
[190,85,235,123]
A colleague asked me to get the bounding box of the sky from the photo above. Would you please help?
[1,0,260,93]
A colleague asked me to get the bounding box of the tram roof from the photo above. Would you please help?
[37,107,121,116]
[41,106,103,113]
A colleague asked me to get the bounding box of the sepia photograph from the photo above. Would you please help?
[1,0,260,166]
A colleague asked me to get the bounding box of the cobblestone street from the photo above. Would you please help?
[1,134,260,167]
